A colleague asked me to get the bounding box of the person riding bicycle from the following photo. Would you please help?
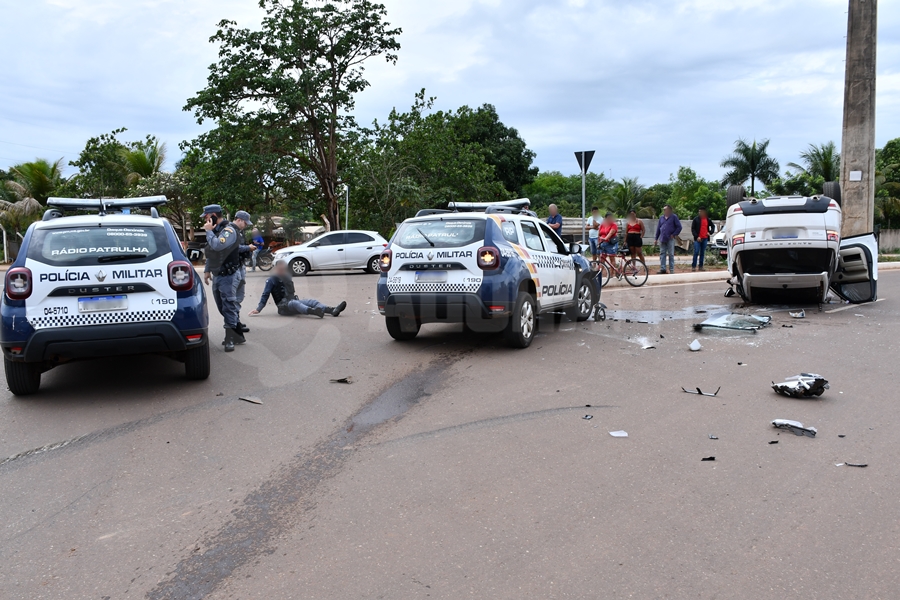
[598,213,619,275]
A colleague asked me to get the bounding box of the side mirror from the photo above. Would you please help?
[569,243,583,255]
[309,242,319,248]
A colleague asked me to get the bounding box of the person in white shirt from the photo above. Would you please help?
[584,206,602,261]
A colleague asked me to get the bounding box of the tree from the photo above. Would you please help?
[667,167,725,219]
[877,137,900,171]
[451,104,537,196]
[766,171,825,198]
[522,171,613,218]
[787,141,840,182]
[128,170,201,241]
[121,136,167,186]
[720,138,780,196]
[67,128,130,198]
[184,0,402,230]
[5,158,64,203]
[604,177,645,217]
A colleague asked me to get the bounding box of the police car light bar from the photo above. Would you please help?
[47,196,168,211]
[448,198,531,212]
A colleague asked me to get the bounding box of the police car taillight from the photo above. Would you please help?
[477,246,500,270]
[168,261,194,291]
[379,249,392,272]
[5,267,32,300]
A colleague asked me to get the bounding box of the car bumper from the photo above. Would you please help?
[379,293,511,323]
[3,323,208,363]
[741,272,829,291]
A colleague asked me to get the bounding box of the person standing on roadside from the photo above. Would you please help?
[202,205,248,352]
[249,228,265,271]
[654,204,682,275]
[585,206,602,262]
[625,210,646,263]
[547,204,563,233]
[691,207,715,272]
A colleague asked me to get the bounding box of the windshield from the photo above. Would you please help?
[395,219,485,249]
[27,225,169,267]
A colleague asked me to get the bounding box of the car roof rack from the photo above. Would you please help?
[45,196,167,219]
[484,205,538,217]
[415,209,454,217]
[447,198,531,213]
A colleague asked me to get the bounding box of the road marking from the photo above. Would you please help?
[825,298,885,313]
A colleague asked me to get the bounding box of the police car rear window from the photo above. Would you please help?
[395,219,485,249]
[27,226,169,267]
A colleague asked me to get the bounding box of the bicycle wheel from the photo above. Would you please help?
[598,261,612,288]
[623,258,649,287]
[258,255,274,271]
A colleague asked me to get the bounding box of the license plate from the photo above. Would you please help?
[78,295,128,313]
[415,271,448,283]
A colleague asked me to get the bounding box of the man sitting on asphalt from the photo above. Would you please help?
[248,259,347,319]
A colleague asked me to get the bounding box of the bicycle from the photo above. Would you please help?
[594,249,649,288]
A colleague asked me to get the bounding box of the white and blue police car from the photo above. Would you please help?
[1,197,210,395]
[376,199,599,348]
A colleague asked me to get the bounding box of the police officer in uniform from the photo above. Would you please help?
[201,205,249,352]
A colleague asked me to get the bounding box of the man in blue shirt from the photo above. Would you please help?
[250,228,265,271]
[654,204,683,275]
[546,204,563,232]
[249,260,347,318]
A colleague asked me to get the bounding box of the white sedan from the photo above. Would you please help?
[274,230,389,276]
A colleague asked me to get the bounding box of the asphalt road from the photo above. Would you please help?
[1,269,899,599]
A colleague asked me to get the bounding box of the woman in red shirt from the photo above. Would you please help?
[625,210,646,263]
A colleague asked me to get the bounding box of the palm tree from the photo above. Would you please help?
[121,138,167,186]
[720,138,780,196]
[6,158,64,203]
[0,197,44,235]
[604,177,645,216]
[787,142,841,181]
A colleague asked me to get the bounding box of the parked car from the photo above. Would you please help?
[1,197,210,395]
[376,199,599,348]
[723,183,877,304]
[273,230,389,276]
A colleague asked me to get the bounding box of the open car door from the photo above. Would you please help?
[831,233,878,303]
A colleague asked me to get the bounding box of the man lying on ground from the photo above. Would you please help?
[248,260,347,319]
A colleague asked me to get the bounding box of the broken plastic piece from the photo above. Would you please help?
[836,462,867,468]
[694,313,772,332]
[239,396,263,405]
[789,310,806,318]
[609,430,628,438]
[701,456,716,462]
[708,434,718,440]
[583,415,593,420]
[768,440,779,445]
[689,339,702,352]
[641,344,656,350]
[772,419,817,437]
[681,386,721,397]
[782,324,793,328]
[772,374,829,398]
[330,377,354,384]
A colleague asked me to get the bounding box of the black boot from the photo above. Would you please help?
[309,306,325,318]
[223,329,235,352]
[329,301,347,317]
[231,326,246,345]
[238,322,250,333]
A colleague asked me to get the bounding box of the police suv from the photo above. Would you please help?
[1,197,210,395]
[376,200,599,348]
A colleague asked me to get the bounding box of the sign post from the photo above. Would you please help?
[574,151,595,245]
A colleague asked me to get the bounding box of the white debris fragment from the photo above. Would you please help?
[689,339,702,352]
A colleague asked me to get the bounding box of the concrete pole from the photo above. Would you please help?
[840,0,878,236]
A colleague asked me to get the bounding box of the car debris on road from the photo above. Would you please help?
[682,386,721,397]
[772,419,817,437]
[689,339,702,352]
[772,373,829,398]
[239,396,263,405]
[330,377,355,384]
[694,313,772,332]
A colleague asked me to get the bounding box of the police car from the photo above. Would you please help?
[1,197,210,396]
[376,200,599,348]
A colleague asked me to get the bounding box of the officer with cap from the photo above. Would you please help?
[201,204,251,352]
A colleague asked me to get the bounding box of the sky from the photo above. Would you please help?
[1,0,899,186]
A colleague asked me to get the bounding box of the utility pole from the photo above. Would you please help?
[575,151,595,245]
[840,0,878,236]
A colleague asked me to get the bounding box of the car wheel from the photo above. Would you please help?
[5,358,41,396]
[366,256,381,274]
[385,316,420,341]
[566,278,595,322]
[184,343,210,381]
[727,185,746,208]
[823,181,842,206]
[290,257,310,277]
[504,292,537,348]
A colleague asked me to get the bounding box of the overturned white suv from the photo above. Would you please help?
[724,182,877,304]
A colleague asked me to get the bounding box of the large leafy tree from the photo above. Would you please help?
[877,137,900,171]
[66,128,130,198]
[5,158,64,203]
[522,171,613,218]
[604,177,645,217]
[451,104,537,196]
[184,0,401,230]
[787,141,840,182]
[667,167,725,219]
[720,138,780,196]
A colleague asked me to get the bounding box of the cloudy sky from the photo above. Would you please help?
[1,0,899,186]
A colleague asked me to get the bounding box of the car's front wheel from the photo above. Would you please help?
[184,343,210,381]
[5,359,41,396]
[385,316,420,341]
[566,279,595,322]
[504,292,537,348]
[290,257,310,277]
